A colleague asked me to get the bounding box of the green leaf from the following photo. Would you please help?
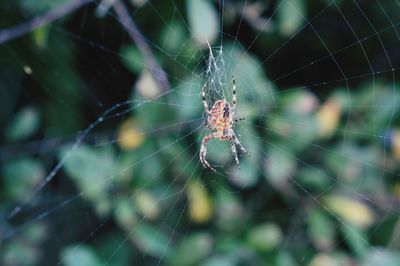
[133,223,172,258]
[175,77,203,120]
[61,246,102,266]
[3,241,40,266]
[352,83,399,140]
[267,88,318,152]
[19,0,67,15]
[186,0,218,45]
[2,158,44,202]
[246,223,283,252]
[323,143,380,188]
[224,44,276,120]
[276,251,296,266]
[130,141,163,186]
[268,112,318,152]
[308,209,335,250]
[296,167,331,193]
[371,216,399,246]
[264,147,296,187]
[95,233,134,266]
[61,145,116,215]
[202,256,237,266]
[158,136,198,178]
[132,92,174,127]
[5,106,40,142]
[114,197,138,229]
[228,157,259,188]
[278,0,307,36]
[205,139,235,166]
[121,45,145,74]
[168,233,213,266]
[361,248,400,266]
[160,21,188,53]
[215,187,245,232]
[23,222,48,245]
[341,224,368,258]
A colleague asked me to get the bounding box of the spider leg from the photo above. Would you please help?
[232,133,248,155]
[230,138,240,169]
[234,117,245,123]
[201,82,211,115]
[232,75,237,111]
[200,132,220,172]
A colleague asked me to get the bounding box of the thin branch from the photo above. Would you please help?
[113,0,170,91]
[0,0,92,44]
[0,0,170,91]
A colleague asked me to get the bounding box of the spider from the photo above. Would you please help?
[200,75,248,172]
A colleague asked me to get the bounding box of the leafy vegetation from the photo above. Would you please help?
[1,0,400,265]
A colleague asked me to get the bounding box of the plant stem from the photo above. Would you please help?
[0,0,92,44]
[113,0,170,91]
[0,0,170,91]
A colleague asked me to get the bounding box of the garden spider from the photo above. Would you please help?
[200,75,248,172]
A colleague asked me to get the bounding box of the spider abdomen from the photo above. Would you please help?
[208,100,232,130]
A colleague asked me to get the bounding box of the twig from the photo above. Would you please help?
[0,0,92,44]
[0,0,170,91]
[113,0,170,91]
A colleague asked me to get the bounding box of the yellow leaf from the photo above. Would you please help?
[33,25,50,49]
[391,130,400,160]
[393,183,400,199]
[187,181,213,223]
[309,254,339,266]
[316,99,341,139]
[134,190,160,220]
[136,70,160,98]
[117,118,145,150]
[324,195,375,229]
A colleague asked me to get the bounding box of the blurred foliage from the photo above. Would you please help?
[1,0,400,266]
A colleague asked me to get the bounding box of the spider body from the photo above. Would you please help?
[207,100,232,135]
[200,76,248,171]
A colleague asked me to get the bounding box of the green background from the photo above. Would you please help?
[1,0,400,265]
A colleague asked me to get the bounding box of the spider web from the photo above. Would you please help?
[1,0,400,265]
[203,43,228,103]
